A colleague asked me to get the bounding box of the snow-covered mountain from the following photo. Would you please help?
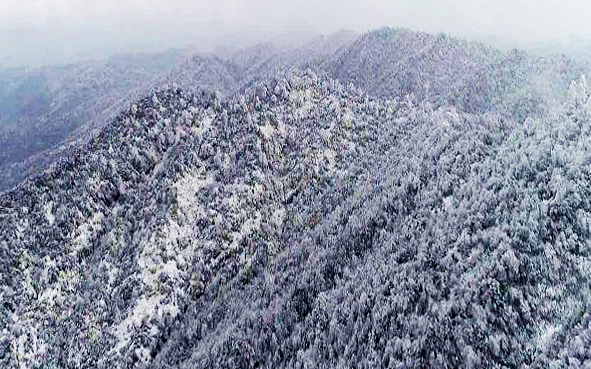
[4,27,584,194]
[0,49,188,192]
[2,28,591,368]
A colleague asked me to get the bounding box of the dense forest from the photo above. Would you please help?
[3,28,585,193]
[1,27,591,368]
[0,49,187,190]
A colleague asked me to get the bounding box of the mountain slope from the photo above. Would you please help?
[163,54,242,97]
[320,27,586,119]
[0,49,186,192]
[0,31,357,193]
[3,28,591,368]
[1,27,585,196]
[3,69,591,368]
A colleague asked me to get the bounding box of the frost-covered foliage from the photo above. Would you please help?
[0,50,185,192]
[0,31,357,193]
[0,87,220,368]
[151,80,523,369]
[478,74,591,367]
[321,27,585,120]
[2,33,591,369]
[323,27,495,113]
[1,27,584,195]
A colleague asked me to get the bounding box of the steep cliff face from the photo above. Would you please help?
[2,68,591,368]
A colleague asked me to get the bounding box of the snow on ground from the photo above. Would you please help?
[43,201,54,226]
[70,211,104,256]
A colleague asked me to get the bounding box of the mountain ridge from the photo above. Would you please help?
[2,28,591,368]
[2,26,586,193]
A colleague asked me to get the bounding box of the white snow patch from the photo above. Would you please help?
[259,123,276,141]
[576,255,591,279]
[276,118,287,139]
[535,324,562,354]
[71,211,103,255]
[38,287,61,308]
[160,218,194,257]
[135,347,152,364]
[271,208,285,229]
[313,149,337,175]
[15,218,28,240]
[160,260,182,279]
[253,182,266,201]
[290,88,317,116]
[117,171,209,359]
[201,115,213,132]
[231,213,262,250]
[44,255,56,270]
[324,149,337,172]
[320,128,333,144]
[193,113,215,140]
[128,294,179,329]
[22,269,35,298]
[17,332,27,367]
[443,196,454,211]
[110,290,180,359]
[174,167,213,222]
[43,201,54,226]
[341,109,353,128]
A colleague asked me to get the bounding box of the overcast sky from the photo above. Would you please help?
[1,0,591,69]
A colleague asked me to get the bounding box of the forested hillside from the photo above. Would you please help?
[165,30,358,99]
[5,27,582,193]
[0,31,358,193]
[319,27,585,119]
[0,49,186,191]
[2,27,591,368]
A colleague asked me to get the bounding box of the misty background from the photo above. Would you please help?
[2,0,591,70]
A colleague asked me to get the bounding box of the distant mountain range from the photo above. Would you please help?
[0,30,359,192]
[1,28,588,193]
[1,28,587,193]
[2,27,591,368]
[0,49,189,191]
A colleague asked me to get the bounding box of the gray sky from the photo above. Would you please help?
[1,0,590,69]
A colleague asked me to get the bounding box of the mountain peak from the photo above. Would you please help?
[2,29,591,368]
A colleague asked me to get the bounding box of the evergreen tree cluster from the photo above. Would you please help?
[2,28,591,368]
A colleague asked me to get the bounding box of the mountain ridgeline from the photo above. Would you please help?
[0,49,188,192]
[2,28,591,368]
[0,27,585,193]
[320,28,584,117]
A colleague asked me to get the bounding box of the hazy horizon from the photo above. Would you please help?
[2,0,591,69]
